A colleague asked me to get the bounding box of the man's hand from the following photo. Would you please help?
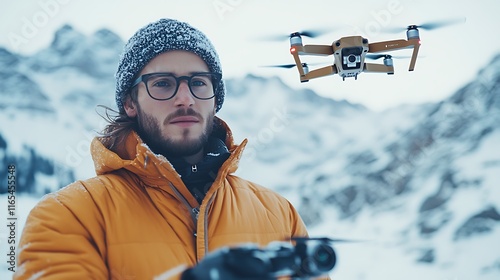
[181,245,275,280]
[180,239,336,280]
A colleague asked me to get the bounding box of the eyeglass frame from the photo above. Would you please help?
[131,72,222,101]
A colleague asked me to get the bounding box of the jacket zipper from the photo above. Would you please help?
[169,182,215,261]
[203,193,216,257]
[168,182,199,235]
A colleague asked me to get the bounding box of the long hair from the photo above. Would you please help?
[96,88,138,153]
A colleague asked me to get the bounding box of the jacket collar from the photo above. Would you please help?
[90,117,247,191]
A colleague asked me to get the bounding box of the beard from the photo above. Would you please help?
[135,106,214,158]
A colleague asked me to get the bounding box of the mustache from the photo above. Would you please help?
[163,108,203,125]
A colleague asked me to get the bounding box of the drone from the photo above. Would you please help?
[202,236,355,279]
[266,19,465,82]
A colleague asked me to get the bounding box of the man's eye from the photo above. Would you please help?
[152,79,172,87]
[191,78,209,87]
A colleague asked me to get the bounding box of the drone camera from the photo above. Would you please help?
[343,54,361,67]
[294,239,337,277]
[341,47,363,69]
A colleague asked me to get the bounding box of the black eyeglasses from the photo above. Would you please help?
[131,72,222,101]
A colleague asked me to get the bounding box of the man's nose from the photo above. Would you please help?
[174,80,195,107]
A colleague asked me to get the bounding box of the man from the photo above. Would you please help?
[15,19,326,279]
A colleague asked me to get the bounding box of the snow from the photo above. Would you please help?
[305,188,500,280]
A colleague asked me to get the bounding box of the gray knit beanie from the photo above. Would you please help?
[115,18,225,113]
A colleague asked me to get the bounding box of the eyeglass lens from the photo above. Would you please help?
[146,74,216,100]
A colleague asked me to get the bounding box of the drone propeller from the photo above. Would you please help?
[261,62,323,69]
[366,54,392,60]
[260,27,332,42]
[365,54,412,60]
[290,237,362,243]
[385,17,466,33]
[295,29,330,38]
[414,17,466,30]
[262,63,297,69]
[365,53,426,61]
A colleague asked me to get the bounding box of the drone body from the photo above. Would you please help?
[288,26,421,82]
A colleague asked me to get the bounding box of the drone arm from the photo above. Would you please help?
[294,44,334,56]
[368,39,417,53]
[302,65,337,82]
[368,38,420,71]
[407,42,420,71]
[288,44,334,82]
[290,45,335,78]
[364,63,394,74]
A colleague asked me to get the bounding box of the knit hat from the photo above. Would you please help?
[115,18,225,113]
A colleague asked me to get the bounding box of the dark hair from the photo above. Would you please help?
[97,88,138,152]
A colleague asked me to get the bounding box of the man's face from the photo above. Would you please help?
[125,50,216,158]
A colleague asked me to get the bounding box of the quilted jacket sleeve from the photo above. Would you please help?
[14,182,108,280]
[289,201,309,238]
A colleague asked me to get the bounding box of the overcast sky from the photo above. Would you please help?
[1,0,499,111]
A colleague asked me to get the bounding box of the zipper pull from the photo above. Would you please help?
[191,164,198,173]
[192,207,200,220]
[192,207,200,237]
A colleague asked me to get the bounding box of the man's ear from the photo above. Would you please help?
[124,97,138,118]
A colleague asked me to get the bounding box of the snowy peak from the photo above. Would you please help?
[0,71,51,111]
[290,53,500,217]
[448,53,500,114]
[224,73,366,114]
[90,28,124,49]
[0,47,21,68]
[49,24,86,56]
[29,24,123,77]
[0,46,51,111]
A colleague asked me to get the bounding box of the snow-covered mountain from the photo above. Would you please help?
[0,24,499,279]
[0,24,121,195]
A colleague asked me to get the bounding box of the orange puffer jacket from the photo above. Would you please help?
[15,119,312,280]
